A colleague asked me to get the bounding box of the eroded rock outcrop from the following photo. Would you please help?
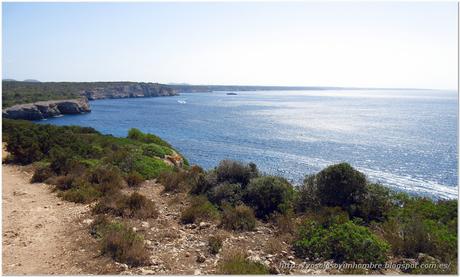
[2,98,91,120]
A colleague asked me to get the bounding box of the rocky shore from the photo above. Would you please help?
[2,82,179,120]
[2,98,91,120]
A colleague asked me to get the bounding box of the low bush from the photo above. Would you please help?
[99,220,149,266]
[125,171,145,187]
[133,156,172,179]
[90,215,112,238]
[49,147,75,175]
[295,174,320,213]
[58,183,101,203]
[189,169,216,195]
[294,220,389,264]
[89,165,123,194]
[244,176,295,219]
[127,128,171,148]
[271,211,296,235]
[180,195,220,224]
[93,192,158,219]
[355,183,393,222]
[217,250,269,274]
[159,170,191,193]
[142,143,168,158]
[208,235,224,255]
[31,165,54,183]
[49,175,76,191]
[220,204,256,231]
[208,182,243,207]
[215,160,258,188]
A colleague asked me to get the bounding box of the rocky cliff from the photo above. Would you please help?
[82,83,178,100]
[2,98,91,120]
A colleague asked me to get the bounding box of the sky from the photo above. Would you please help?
[2,2,458,89]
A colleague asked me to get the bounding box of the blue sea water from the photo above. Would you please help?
[37,89,458,199]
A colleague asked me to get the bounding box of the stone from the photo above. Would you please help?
[141,221,150,228]
[287,255,295,261]
[83,218,94,225]
[139,268,156,274]
[115,262,129,270]
[194,269,201,275]
[196,254,206,263]
[247,255,261,263]
[199,222,210,229]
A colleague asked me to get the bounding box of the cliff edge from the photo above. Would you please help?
[2,98,91,120]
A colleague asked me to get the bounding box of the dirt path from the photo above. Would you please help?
[2,164,116,275]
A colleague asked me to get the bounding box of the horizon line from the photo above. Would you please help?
[2,79,457,91]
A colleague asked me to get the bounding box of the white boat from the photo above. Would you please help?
[177,100,187,104]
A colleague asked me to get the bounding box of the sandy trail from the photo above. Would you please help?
[2,164,99,275]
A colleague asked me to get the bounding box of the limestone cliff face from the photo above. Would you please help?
[82,83,178,100]
[2,98,91,120]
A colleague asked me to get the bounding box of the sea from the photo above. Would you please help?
[37,89,458,199]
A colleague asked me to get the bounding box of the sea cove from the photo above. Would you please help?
[38,89,458,199]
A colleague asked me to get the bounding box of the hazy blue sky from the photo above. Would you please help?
[2,2,458,89]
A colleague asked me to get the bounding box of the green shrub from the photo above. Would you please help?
[307,206,350,228]
[381,200,457,263]
[99,220,149,266]
[215,160,258,187]
[49,147,74,174]
[208,235,224,255]
[218,250,269,274]
[315,163,367,210]
[208,182,243,207]
[355,183,393,222]
[58,183,101,203]
[89,165,123,194]
[295,174,320,213]
[159,170,191,193]
[31,165,54,183]
[142,143,167,158]
[49,175,76,191]
[244,176,295,219]
[294,220,389,264]
[189,169,216,195]
[127,128,171,148]
[93,192,158,219]
[133,156,172,179]
[180,195,220,224]
[125,171,145,187]
[90,215,112,238]
[220,204,256,231]
[4,126,44,164]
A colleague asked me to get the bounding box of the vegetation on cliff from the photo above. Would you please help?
[3,119,177,203]
[2,81,176,108]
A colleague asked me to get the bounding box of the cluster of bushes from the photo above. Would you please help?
[3,120,187,268]
[165,160,295,232]
[90,216,149,266]
[4,120,457,272]
[161,159,457,272]
[93,192,158,219]
[3,119,179,203]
